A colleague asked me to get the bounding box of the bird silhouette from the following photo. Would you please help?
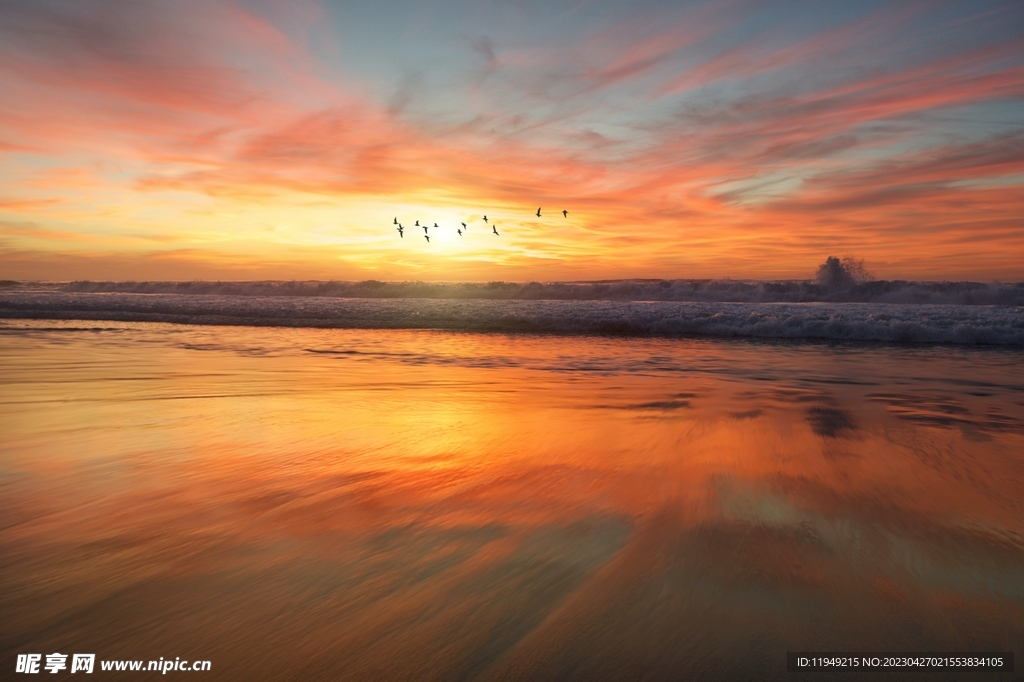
[424,234,430,243]
[536,207,541,217]
[492,225,499,235]
[562,210,567,218]
[483,215,488,223]
[393,217,398,225]
[433,223,439,228]
[415,220,420,227]
[461,222,467,229]
[457,229,462,236]
[397,226,404,237]
[423,224,428,234]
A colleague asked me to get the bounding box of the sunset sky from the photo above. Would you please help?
[1,0,1022,282]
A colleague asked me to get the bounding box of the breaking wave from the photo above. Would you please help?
[48,278,1024,305]
[2,286,1023,346]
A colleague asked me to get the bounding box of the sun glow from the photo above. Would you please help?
[1,1,1022,281]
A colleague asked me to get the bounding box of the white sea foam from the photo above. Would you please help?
[2,283,1022,345]
[50,278,1024,305]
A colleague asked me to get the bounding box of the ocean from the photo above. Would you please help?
[3,279,1024,344]
[1,282,1022,680]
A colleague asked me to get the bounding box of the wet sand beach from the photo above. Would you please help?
[2,320,1022,680]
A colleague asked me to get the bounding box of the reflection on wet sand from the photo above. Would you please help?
[1,321,1022,680]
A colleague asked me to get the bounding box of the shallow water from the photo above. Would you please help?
[1,320,1022,680]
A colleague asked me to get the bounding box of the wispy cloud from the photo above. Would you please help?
[0,0,1022,280]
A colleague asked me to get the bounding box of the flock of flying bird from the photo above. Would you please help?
[392,207,568,243]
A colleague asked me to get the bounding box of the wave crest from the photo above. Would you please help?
[2,292,1022,346]
[53,278,1024,305]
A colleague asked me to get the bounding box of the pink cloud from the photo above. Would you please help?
[0,0,1021,280]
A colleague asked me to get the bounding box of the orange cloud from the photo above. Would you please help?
[0,0,1021,281]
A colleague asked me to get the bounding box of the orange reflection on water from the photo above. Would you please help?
[1,321,1022,680]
